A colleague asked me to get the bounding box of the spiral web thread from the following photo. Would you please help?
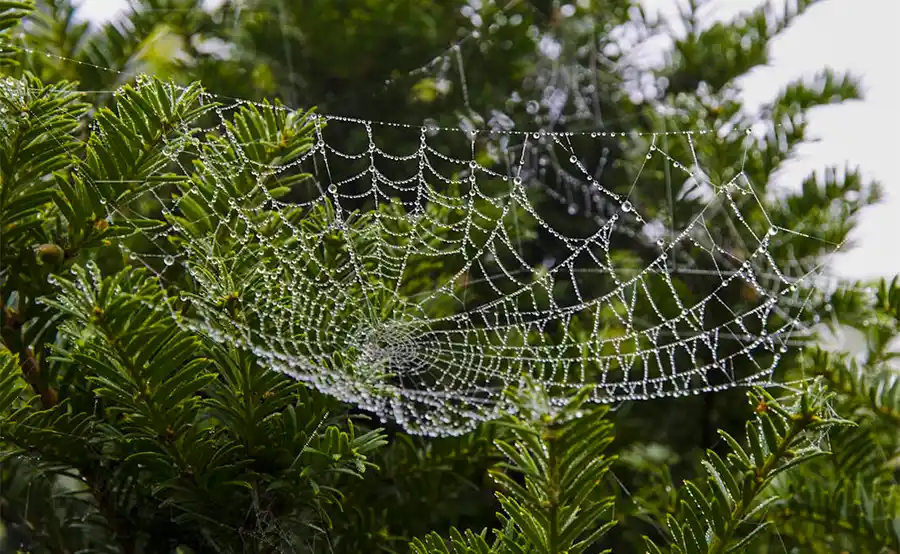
[75,78,828,436]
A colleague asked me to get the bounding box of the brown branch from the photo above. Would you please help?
[21,346,58,409]
[79,465,137,554]
[1,307,58,409]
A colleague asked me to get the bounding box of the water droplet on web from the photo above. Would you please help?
[164,255,174,266]
[657,238,665,247]
[423,118,440,136]
[621,201,633,212]
[526,100,540,114]
[513,177,522,185]
[768,227,777,236]
[569,155,577,163]
[328,184,338,193]
[646,153,652,159]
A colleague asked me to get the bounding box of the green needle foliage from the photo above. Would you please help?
[643,384,850,554]
[1,261,387,552]
[0,1,897,553]
[0,20,389,545]
[410,388,618,554]
[761,278,900,554]
[408,383,851,554]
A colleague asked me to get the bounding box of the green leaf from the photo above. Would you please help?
[703,450,739,505]
[0,347,27,413]
[718,430,752,469]
[723,520,772,553]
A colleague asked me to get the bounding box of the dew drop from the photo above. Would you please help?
[525,100,540,114]
[164,255,174,266]
[621,201,633,213]
[328,184,338,193]
[569,155,577,163]
[423,119,440,136]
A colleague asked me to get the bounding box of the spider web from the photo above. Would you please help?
[96,83,822,436]
[14,1,839,436]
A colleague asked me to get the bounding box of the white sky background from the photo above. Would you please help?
[77,0,900,281]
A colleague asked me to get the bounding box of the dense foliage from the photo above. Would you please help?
[0,0,896,553]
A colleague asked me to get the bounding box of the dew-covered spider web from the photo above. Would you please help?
[88,81,827,436]
[17,0,842,436]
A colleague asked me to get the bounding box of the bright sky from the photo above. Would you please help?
[77,0,900,281]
